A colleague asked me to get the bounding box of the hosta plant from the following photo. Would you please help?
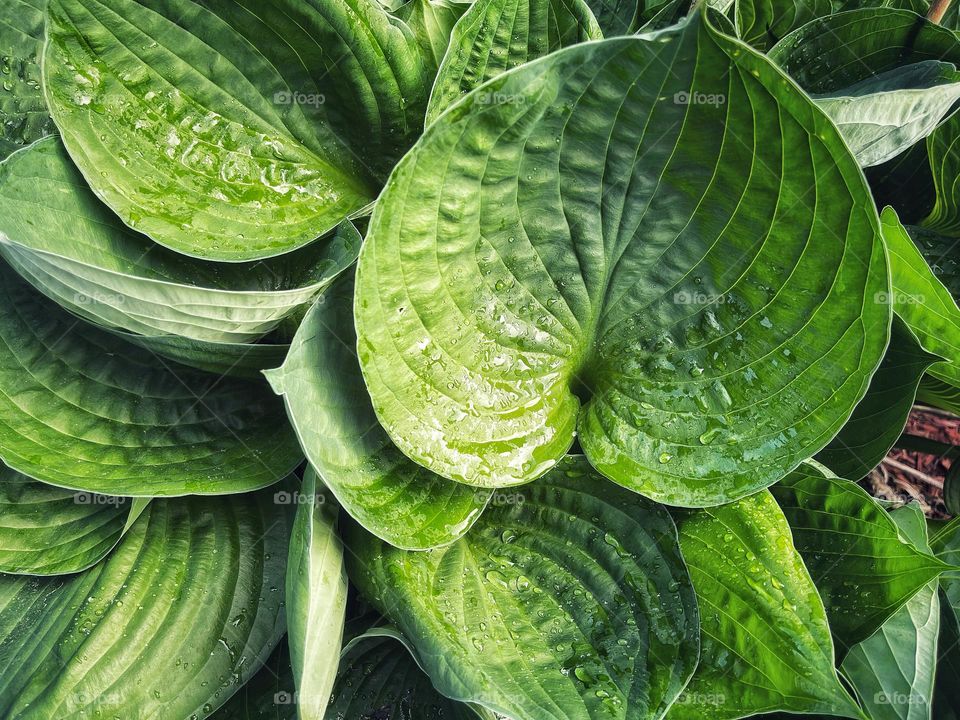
[3,0,960,718]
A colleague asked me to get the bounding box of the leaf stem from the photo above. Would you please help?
[881,457,944,489]
[927,0,953,24]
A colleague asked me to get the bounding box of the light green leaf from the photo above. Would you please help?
[210,641,297,720]
[286,468,347,720]
[395,0,470,70]
[672,488,860,720]
[329,628,491,719]
[771,461,951,650]
[736,0,831,51]
[0,137,359,347]
[266,275,490,551]
[922,112,960,237]
[916,374,960,414]
[815,316,940,479]
[347,455,700,720]
[0,259,303,496]
[0,462,143,575]
[43,0,434,261]
[354,11,889,506]
[880,206,960,388]
[839,504,940,720]
[0,485,292,718]
[0,0,54,160]
[425,0,602,124]
[117,331,291,379]
[812,60,960,168]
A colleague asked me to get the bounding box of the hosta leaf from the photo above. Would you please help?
[933,587,960,720]
[0,463,147,575]
[771,461,951,650]
[210,641,297,720]
[736,0,831,52]
[0,485,292,718]
[922,112,960,237]
[815,316,939,479]
[117,331,290,379]
[880,207,960,388]
[266,276,490,551]
[0,0,54,160]
[930,517,960,609]
[812,60,960,169]
[43,0,433,261]
[354,11,889,506]
[671,489,860,720]
[330,628,491,719]
[395,0,470,70]
[0,137,359,346]
[916,374,960,414]
[347,455,700,720]
[0,259,303,496]
[425,0,602,124]
[286,468,347,720]
[585,0,640,33]
[839,504,939,720]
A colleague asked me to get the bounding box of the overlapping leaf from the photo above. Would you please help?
[672,488,861,720]
[736,0,830,51]
[771,462,952,650]
[0,485,292,718]
[0,138,359,353]
[266,276,490,550]
[355,11,888,506]
[43,0,437,261]
[347,455,700,720]
[816,316,939,479]
[425,0,602,123]
[0,259,303,496]
[0,0,54,160]
[0,463,146,575]
[285,469,348,720]
[210,641,297,720]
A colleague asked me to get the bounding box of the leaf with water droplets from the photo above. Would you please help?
[43,0,439,261]
[425,0,602,124]
[0,461,147,575]
[772,461,952,651]
[0,137,359,374]
[265,274,491,550]
[346,455,699,720]
[0,259,303,495]
[209,641,297,720]
[674,487,861,720]
[0,484,292,718]
[0,0,55,160]
[285,468,347,720]
[355,11,888,506]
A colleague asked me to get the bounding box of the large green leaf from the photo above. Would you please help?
[347,455,700,720]
[0,485,292,718]
[815,316,940,479]
[0,137,360,347]
[771,461,952,650]
[880,206,960,388]
[0,0,54,160]
[0,462,147,575]
[672,488,860,720]
[811,60,960,169]
[736,0,831,51]
[839,504,940,720]
[330,628,491,719]
[583,0,639,33]
[266,276,490,551]
[425,0,602,124]
[922,112,960,237]
[0,259,303,496]
[43,0,435,261]
[354,11,889,506]
[394,0,470,70]
[933,587,960,720]
[286,468,347,720]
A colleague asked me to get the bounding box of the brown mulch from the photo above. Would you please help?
[867,407,960,518]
